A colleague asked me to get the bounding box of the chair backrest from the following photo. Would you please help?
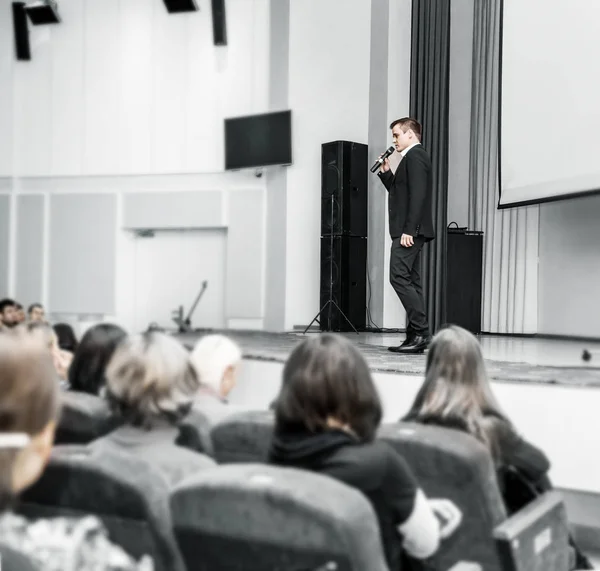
[17,447,185,571]
[0,543,41,571]
[211,410,274,463]
[493,491,569,571]
[55,391,119,445]
[171,463,389,571]
[176,409,215,456]
[378,422,507,571]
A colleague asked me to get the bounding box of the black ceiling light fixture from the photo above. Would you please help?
[25,0,61,25]
[163,0,199,14]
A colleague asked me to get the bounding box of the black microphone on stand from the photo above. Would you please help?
[370,145,395,173]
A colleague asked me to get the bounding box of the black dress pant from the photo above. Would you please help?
[389,236,429,336]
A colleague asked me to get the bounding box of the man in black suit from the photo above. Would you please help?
[377,118,434,354]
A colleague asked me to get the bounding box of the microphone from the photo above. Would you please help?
[370,145,395,173]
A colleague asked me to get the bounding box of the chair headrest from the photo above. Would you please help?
[171,463,388,571]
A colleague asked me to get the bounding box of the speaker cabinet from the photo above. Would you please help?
[163,0,199,14]
[211,0,227,46]
[319,236,367,331]
[12,2,30,61]
[446,230,483,334]
[321,141,368,237]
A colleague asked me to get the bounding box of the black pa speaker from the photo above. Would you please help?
[12,2,31,61]
[163,0,199,14]
[446,230,483,334]
[321,141,368,237]
[211,0,227,46]
[319,236,367,331]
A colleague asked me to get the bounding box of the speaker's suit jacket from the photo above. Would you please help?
[377,144,435,240]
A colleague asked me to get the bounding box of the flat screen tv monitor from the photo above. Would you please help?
[224,110,292,170]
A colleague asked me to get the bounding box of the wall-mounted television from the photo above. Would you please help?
[224,110,292,170]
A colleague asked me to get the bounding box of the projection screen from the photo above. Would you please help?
[500,0,600,207]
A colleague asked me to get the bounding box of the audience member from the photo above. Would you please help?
[14,303,25,324]
[27,303,45,323]
[53,322,79,353]
[269,334,461,571]
[68,324,126,395]
[403,325,550,502]
[0,332,152,570]
[403,325,593,570]
[89,332,216,487]
[19,322,72,384]
[0,299,18,328]
[189,334,244,424]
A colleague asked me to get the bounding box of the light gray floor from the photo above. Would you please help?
[335,332,600,368]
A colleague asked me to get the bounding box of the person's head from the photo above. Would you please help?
[0,299,17,327]
[407,325,506,449]
[14,304,25,324]
[274,334,382,442]
[27,303,45,323]
[0,333,61,511]
[189,335,242,399]
[17,321,67,378]
[104,332,200,429]
[68,324,127,395]
[53,323,79,353]
[390,117,422,152]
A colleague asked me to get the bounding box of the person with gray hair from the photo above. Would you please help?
[89,332,216,488]
[189,334,244,425]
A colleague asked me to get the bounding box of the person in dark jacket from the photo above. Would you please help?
[269,334,461,571]
[377,118,435,354]
[403,325,592,570]
[403,325,549,489]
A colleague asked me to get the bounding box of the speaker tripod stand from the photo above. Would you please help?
[303,194,359,335]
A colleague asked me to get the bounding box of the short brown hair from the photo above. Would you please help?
[0,334,61,509]
[274,334,382,441]
[390,117,422,141]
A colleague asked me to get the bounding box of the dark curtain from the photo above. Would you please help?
[410,0,450,335]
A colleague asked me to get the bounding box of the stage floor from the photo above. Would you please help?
[175,330,600,388]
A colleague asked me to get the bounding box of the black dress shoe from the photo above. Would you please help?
[388,334,415,352]
[396,335,431,354]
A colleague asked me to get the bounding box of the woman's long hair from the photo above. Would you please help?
[405,325,508,459]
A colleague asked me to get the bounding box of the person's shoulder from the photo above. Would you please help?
[173,444,216,468]
[409,145,431,163]
[334,440,413,480]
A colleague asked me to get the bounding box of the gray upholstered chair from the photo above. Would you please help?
[493,491,570,571]
[210,410,274,463]
[378,422,507,571]
[55,391,119,445]
[171,463,389,571]
[17,446,185,571]
[0,543,41,571]
[176,409,215,456]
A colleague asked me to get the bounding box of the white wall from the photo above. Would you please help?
[1,0,272,333]
[5,0,269,177]
[538,194,600,338]
[447,0,474,229]
[381,0,412,330]
[284,0,372,329]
